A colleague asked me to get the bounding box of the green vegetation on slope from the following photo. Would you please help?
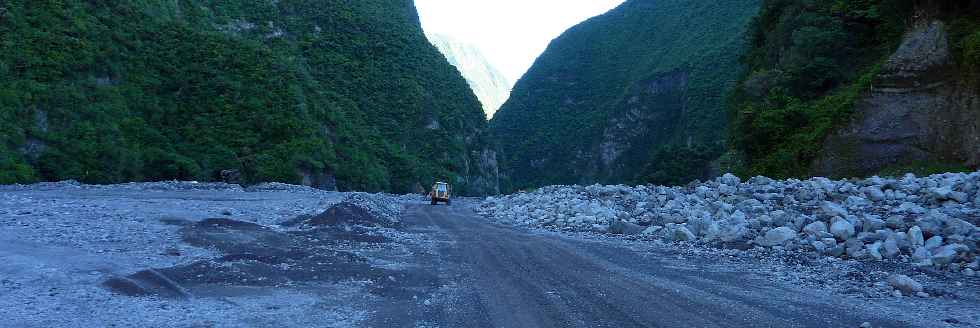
[490,0,760,190]
[0,0,493,194]
[729,0,980,179]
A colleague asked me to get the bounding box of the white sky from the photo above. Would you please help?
[415,0,625,85]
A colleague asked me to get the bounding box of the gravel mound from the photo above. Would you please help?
[103,193,432,300]
[480,172,980,273]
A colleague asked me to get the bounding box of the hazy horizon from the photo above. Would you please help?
[415,0,625,86]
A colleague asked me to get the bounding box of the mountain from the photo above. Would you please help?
[0,0,499,195]
[729,0,980,179]
[426,32,511,118]
[489,0,761,191]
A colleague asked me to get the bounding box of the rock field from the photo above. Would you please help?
[480,172,980,300]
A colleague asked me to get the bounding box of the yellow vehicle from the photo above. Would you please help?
[430,181,452,205]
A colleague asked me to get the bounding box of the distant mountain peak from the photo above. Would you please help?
[426,32,511,118]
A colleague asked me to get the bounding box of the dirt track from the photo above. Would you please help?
[370,203,931,327]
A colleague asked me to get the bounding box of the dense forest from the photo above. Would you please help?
[729,0,980,178]
[0,0,497,194]
[490,0,760,190]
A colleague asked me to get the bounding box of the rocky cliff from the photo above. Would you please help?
[729,0,980,180]
[816,21,980,177]
[490,0,760,190]
[0,0,498,195]
[426,33,511,118]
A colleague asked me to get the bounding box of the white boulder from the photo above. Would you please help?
[761,227,797,246]
[830,217,855,240]
[887,274,923,295]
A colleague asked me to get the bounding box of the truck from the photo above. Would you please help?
[430,181,452,205]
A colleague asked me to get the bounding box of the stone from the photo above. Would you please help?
[915,292,930,298]
[830,217,856,240]
[719,173,741,186]
[932,244,968,266]
[917,212,946,236]
[608,220,645,235]
[930,186,953,201]
[641,225,663,236]
[943,218,977,237]
[867,241,884,260]
[864,186,885,202]
[908,226,925,248]
[886,216,906,230]
[896,202,926,214]
[687,216,719,238]
[762,227,797,246]
[883,237,900,259]
[803,221,828,237]
[812,241,827,253]
[924,236,943,250]
[845,239,866,258]
[821,201,848,218]
[863,216,885,233]
[950,191,969,203]
[912,247,934,267]
[887,274,923,295]
[672,227,696,241]
[829,245,846,257]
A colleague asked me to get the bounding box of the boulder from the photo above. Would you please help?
[932,244,968,266]
[845,196,871,209]
[883,237,900,258]
[821,201,848,218]
[895,202,926,214]
[762,227,797,246]
[830,217,856,240]
[863,186,886,202]
[863,216,885,233]
[887,274,923,295]
[912,247,934,267]
[950,191,969,203]
[672,226,696,241]
[719,173,741,186]
[909,226,925,248]
[803,221,829,237]
[930,186,954,202]
[641,225,664,236]
[924,236,943,250]
[608,220,645,235]
[943,218,977,237]
[886,216,906,230]
[687,216,719,238]
[845,239,867,259]
[917,212,946,236]
[867,241,884,260]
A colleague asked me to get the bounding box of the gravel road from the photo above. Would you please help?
[372,203,980,328]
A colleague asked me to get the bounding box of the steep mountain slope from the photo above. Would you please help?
[729,0,980,179]
[489,0,760,191]
[426,33,511,118]
[0,0,498,195]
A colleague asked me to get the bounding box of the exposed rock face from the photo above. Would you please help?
[599,70,691,181]
[426,33,511,118]
[490,0,760,190]
[816,21,980,176]
[461,148,501,196]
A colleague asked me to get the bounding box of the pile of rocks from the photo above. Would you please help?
[480,172,980,272]
[340,193,405,226]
